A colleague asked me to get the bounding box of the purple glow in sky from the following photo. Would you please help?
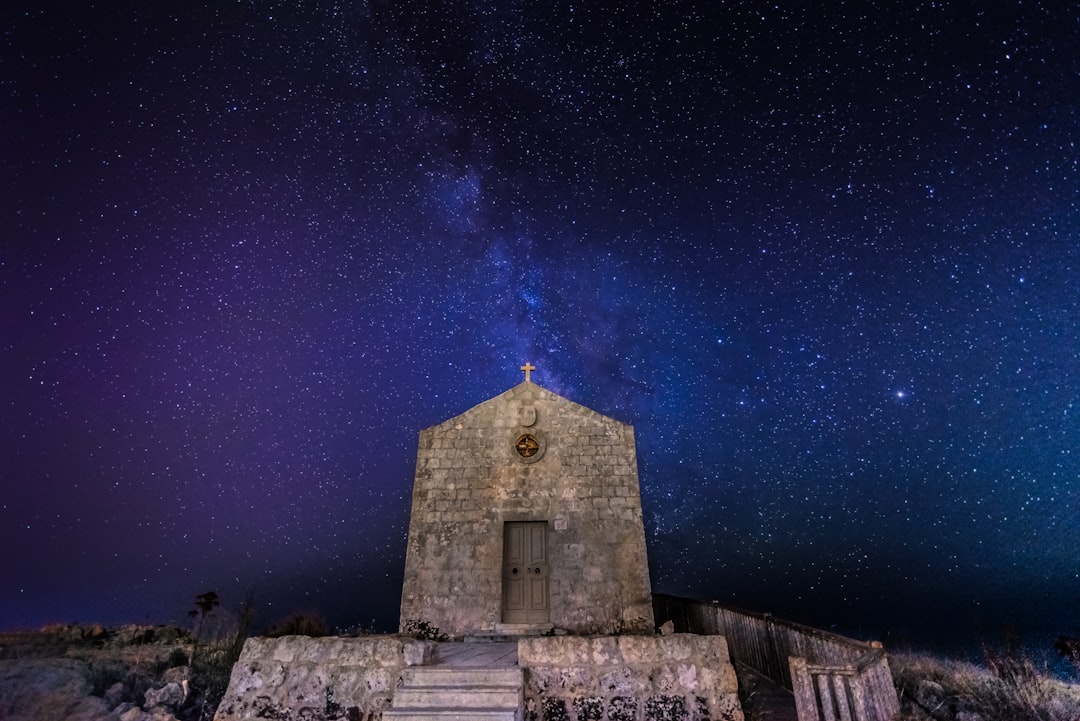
[3,1,1079,648]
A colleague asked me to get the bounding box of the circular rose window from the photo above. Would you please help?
[515,434,539,458]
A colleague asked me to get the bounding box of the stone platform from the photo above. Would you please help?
[213,634,744,721]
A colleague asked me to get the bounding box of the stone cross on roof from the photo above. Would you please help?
[520,362,536,383]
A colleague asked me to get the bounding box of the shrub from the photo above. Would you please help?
[154,647,191,674]
[177,590,254,721]
[1056,636,1080,678]
[401,618,448,641]
[87,659,132,697]
[265,611,329,638]
[891,650,1080,721]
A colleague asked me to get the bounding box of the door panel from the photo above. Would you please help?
[503,521,549,623]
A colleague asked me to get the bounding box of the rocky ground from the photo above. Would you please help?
[0,624,229,721]
[10,624,1078,721]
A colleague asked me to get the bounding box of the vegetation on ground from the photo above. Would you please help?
[891,640,1080,721]
[264,610,330,638]
[402,618,448,641]
[73,590,255,721]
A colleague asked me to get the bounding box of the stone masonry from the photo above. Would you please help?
[399,380,654,638]
[214,634,747,721]
[213,635,436,721]
[214,634,745,721]
[519,635,743,721]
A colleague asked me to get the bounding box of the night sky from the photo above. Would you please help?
[3,2,1079,651]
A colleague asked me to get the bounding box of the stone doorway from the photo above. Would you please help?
[502,521,549,623]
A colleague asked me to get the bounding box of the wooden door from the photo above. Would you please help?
[502,521,549,623]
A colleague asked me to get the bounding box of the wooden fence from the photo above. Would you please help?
[652,594,900,721]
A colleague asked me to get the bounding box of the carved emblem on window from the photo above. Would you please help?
[515,434,540,458]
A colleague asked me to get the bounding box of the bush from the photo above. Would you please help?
[177,590,254,721]
[264,611,329,638]
[181,648,234,721]
[1056,636,1080,678]
[155,647,191,674]
[402,618,448,641]
[87,659,132,697]
[891,650,1080,721]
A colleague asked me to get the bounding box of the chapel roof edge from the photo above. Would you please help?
[419,380,632,433]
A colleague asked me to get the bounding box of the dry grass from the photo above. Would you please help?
[891,650,1080,721]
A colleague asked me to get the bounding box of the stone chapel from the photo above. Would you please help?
[398,365,655,638]
[215,366,749,721]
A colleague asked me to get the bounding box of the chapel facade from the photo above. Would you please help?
[398,367,654,638]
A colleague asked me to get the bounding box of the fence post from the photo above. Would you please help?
[789,656,819,721]
[841,673,862,721]
[839,674,860,721]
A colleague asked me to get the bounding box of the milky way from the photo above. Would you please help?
[3,2,1079,649]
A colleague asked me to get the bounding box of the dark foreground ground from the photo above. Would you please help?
[6,625,1080,721]
[733,663,797,721]
[0,625,227,721]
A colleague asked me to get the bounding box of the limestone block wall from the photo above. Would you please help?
[399,382,654,637]
[212,635,435,721]
[518,635,744,721]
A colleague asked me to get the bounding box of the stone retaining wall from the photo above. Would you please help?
[213,635,435,721]
[517,635,744,721]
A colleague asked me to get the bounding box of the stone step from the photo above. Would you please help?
[493,623,554,637]
[393,686,521,708]
[463,634,519,643]
[400,666,522,688]
[382,710,518,721]
[387,666,523,721]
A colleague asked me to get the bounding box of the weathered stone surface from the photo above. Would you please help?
[161,665,191,685]
[213,635,435,721]
[104,681,127,709]
[400,381,654,638]
[518,635,743,721]
[118,708,148,721]
[144,681,185,710]
[0,658,114,721]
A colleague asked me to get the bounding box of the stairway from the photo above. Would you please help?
[383,666,523,721]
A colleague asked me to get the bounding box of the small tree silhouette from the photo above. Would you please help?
[188,591,220,664]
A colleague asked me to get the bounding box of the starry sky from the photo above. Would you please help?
[3,1,1079,650]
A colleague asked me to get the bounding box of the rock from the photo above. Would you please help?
[143,682,184,710]
[118,707,150,721]
[148,710,181,721]
[0,628,193,721]
[112,701,137,716]
[150,627,183,645]
[161,666,190,685]
[0,657,111,721]
[104,681,126,709]
[659,620,675,635]
[915,679,946,709]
